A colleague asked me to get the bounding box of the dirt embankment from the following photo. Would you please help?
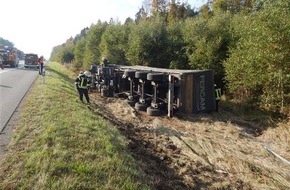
[1,90,288,189]
[90,92,290,190]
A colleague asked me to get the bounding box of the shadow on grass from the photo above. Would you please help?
[45,66,78,96]
[46,66,75,84]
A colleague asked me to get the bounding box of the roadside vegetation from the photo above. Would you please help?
[0,0,289,189]
[0,63,289,189]
[50,0,290,115]
[0,62,149,189]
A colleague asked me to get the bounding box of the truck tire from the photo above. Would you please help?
[135,71,149,80]
[126,99,136,106]
[146,107,161,116]
[101,88,108,97]
[147,73,168,82]
[123,70,136,78]
[135,102,147,111]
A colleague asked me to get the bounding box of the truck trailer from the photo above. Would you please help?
[92,64,217,116]
[0,45,18,68]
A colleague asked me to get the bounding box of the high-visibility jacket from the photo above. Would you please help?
[76,74,91,89]
[38,57,44,64]
[215,88,222,101]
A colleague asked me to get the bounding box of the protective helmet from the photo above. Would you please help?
[84,71,90,76]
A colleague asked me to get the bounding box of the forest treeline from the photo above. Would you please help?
[0,37,25,59]
[50,0,290,114]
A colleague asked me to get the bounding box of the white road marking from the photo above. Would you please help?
[0,69,13,74]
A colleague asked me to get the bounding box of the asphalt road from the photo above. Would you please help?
[0,61,38,132]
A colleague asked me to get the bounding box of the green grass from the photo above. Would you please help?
[0,62,149,190]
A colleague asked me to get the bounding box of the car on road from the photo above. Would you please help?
[24,53,39,69]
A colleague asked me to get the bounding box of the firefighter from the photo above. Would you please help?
[38,55,44,75]
[214,84,222,112]
[75,71,91,104]
[101,57,108,67]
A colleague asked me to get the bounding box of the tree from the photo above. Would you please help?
[212,0,228,12]
[126,17,169,68]
[224,0,290,112]
[167,0,178,23]
[74,37,86,69]
[61,50,74,63]
[199,3,212,18]
[135,6,148,22]
[166,21,189,69]
[62,37,75,63]
[74,27,89,43]
[183,11,232,86]
[99,23,129,65]
[83,21,108,68]
[176,2,196,19]
[150,0,169,17]
[212,0,255,13]
[0,37,14,47]
[50,45,62,62]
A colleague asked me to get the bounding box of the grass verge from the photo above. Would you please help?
[0,62,149,190]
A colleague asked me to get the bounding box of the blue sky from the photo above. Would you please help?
[1,0,205,59]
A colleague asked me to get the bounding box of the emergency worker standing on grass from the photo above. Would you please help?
[75,71,91,104]
[38,55,44,75]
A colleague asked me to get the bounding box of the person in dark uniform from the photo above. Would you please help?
[214,84,222,112]
[38,55,44,75]
[75,71,91,104]
[102,57,108,67]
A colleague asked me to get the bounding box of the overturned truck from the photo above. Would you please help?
[92,64,216,116]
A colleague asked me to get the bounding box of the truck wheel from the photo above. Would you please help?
[101,88,108,97]
[147,73,168,82]
[126,99,135,106]
[147,107,161,116]
[135,71,149,80]
[123,70,136,78]
[135,102,147,111]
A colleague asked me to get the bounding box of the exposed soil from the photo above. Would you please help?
[88,92,290,190]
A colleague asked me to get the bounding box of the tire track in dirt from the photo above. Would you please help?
[89,93,249,189]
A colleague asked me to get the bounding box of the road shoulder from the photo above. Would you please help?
[0,89,25,159]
